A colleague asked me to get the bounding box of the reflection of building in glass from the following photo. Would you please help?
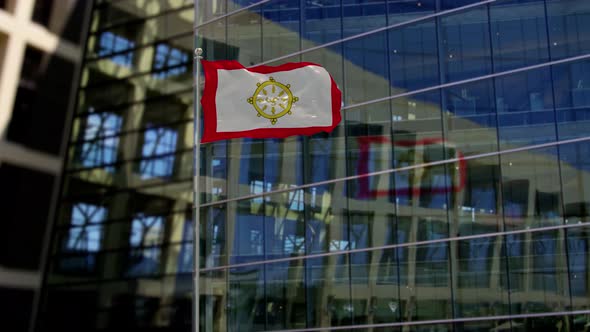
[36,1,590,332]
[0,1,91,332]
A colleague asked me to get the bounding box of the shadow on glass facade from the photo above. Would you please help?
[37,0,590,332]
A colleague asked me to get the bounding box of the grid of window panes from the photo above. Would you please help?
[196,0,590,331]
[38,0,590,332]
[37,0,195,331]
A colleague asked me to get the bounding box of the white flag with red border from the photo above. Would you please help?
[200,60,342,143]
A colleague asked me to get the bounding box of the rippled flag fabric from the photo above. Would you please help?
[200,60,342,143]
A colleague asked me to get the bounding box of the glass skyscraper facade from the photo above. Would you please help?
[37,0,590,331]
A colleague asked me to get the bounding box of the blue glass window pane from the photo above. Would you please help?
[458,236,494,288]
[139,126,178,179]
[440,6,492,82]
[388,0,435,24]
[568,229,589,301]
[127,214,164,276]
[552,59,590,140]
[66,203,107,252]
[547,0,590,60]
[177,220,194,272]
[389,20,439,92]
[61,203,107,272]
[490,0,549,72]
[79,111,122,170]
[98,31,135,66]
[153,44,189,79]
[495,68,556,148]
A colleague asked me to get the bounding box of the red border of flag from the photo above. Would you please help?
[200,60,342,143]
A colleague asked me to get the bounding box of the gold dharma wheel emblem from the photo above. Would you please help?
[247,77,299,125]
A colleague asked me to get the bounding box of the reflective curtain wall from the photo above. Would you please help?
[36,0,195,331]
[196,0,590,331]
[37,0,590,332]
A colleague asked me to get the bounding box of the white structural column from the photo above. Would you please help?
[0,0,80,141]
[0,0,85,293]
[0,1,32,140]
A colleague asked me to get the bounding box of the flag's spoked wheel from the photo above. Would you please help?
[247,77,299,125]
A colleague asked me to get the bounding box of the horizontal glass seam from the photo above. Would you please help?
[199,135,590,208]
[201,221,589,273]
[341,52,590,111]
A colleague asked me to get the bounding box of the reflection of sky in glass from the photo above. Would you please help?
[153,44,189,79]
[178,220,194,273]
[130,214,163,247]
[127,214,164,276]
[139,126,178,179]
[98,31,135,66]
[287,186,304,211]
[80,112,122,170]
[66,203,107,252]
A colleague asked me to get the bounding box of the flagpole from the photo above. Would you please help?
[193,47,203,332]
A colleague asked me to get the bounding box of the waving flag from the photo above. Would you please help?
[200,60,342,143]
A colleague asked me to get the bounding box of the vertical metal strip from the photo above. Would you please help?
[193,46,203,332]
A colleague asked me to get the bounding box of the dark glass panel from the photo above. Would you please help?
[566,227,590,311]
[553,59,590,140]
[547,0,590,60]
[0,287,34,332]
[559,141,590,225]
[0,163,54,270]
[495,68,556,149]
[388,0,435,25]
[454,235,511,319]
[439,5,492,82]
[41,284,99,332]
[389,20,439,93]
[456,156,503,234]
[32,0,54,27]
[441,0,489,10]
[501,147,563,230]
[7,47,75,154]
[490,0,550,72]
